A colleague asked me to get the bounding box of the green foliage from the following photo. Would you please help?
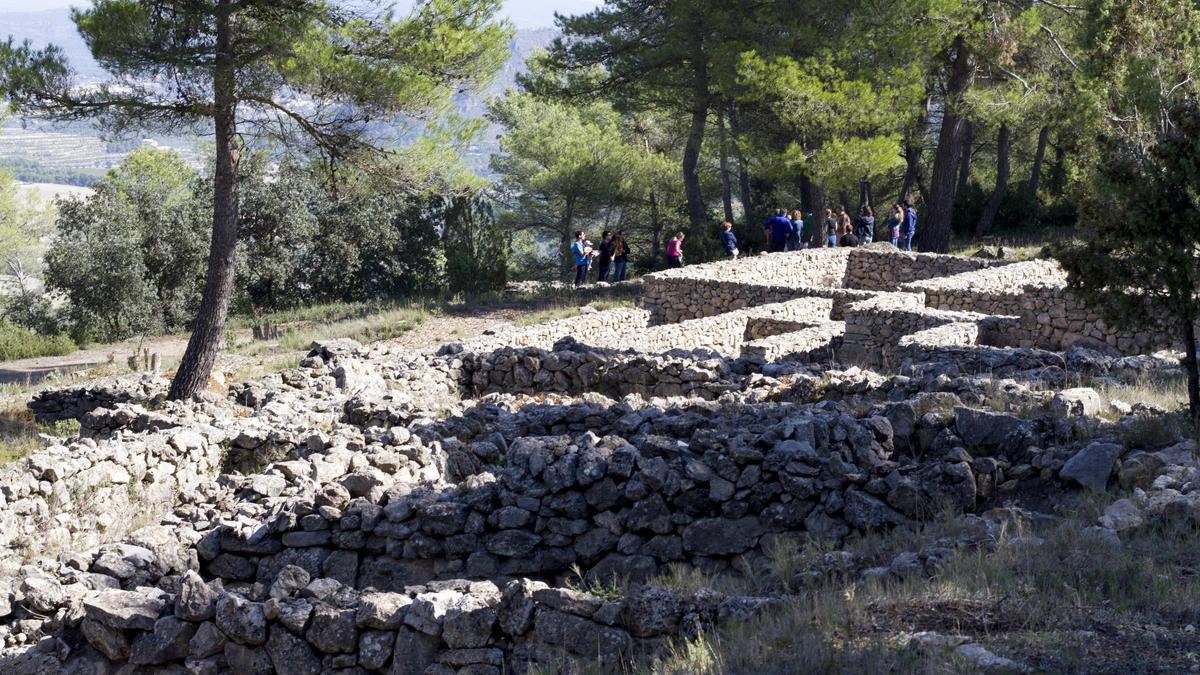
[734,53,912,190]
[1054,97,1200,412]
[443,195,508,296]
[0,159,101,187]
[0,319,74,360]
[234,160,325,312]
[488,87,642,271]
[45,148,208,341]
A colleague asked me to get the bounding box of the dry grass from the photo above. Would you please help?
[230,305,431,358]
[510,299,637,328]
[637,503,1200,674]
[0,406,79,464]
[1086,371,1188,416]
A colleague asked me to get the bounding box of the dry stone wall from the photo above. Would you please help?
[29,375,170,423]
[845,248,1009,291]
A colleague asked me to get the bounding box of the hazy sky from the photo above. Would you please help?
[0,0,604,28]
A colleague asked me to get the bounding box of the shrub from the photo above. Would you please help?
[0,320,75,360]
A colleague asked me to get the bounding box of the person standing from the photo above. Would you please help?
[666,232,685,268]
[763,208,794,253]
[572,230,592,287]
[836,205,852,245]
[788,210,804,251]
[596,231,616,282]
[855,206,875,244]
[889,203,903,247]
[823,208,838,247]
[719,221,739,258]
[900,200,918,251]
[802,210,816,249]
[612,231,631,282]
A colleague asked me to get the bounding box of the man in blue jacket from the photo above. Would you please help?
[763,208,793,253]
[900,201,918,252]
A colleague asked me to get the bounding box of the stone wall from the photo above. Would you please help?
[901,260,1066,315]
[0,418,224,575]
[741,323,846,365]
[461,344,741,400]
[29,375,170,423]
[1010,286,1177,355]
[840,294,1006,367]
[845,248,1010,291]
[453,309,652,355]
[198,398,990,601]
[57,572,772,675]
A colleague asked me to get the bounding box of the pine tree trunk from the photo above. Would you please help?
[858,179,871,212]
[1029,124,1050,197]
[1049,144,1066,195]
[812,183,826,246]
[800,175,814,215]
[958,120,974,192]
[717,106,734,223]
[899,95,931,203]
[168,0,239,401]
[924,35,975,253]
[728,103,754,242]
[682,31,709,235]
[975,123,1009,238]
[649,190,662,267]
[1186,317,1200,420]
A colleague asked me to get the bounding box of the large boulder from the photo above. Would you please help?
[1059,442,1123,491]
[83,589,167,631]
[681,517,762,556]
[1049,388,1103,418]
[954,407,1030,451]
[843,489,905,530]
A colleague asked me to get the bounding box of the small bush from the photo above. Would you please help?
[0,320,76,361]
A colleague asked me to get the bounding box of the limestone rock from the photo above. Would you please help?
[1060,442,1123,491]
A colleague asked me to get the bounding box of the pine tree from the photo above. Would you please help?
[3,0,510,399]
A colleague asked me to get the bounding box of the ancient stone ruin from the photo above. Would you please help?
[1,247,1195,673]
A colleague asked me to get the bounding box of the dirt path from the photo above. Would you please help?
[384,307,526,349]
[0,307,535,387]
[0,334,197,386]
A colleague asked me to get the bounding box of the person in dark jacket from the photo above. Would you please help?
[823,208,838,247]
[763,208,793,253]
[900,200,918,251]
[719,221,739,257]
[595,231,616,282]
[787,210,803,251]
[854,206,875,244]
[611,231,631,282]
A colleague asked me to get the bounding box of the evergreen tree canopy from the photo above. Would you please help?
[2,0,511,399]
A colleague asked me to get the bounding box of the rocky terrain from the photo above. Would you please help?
[0,248,1198,674]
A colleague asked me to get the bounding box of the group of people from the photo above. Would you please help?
[571,200,918,286]
[572,230,632,287]
[762,201,918,253]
